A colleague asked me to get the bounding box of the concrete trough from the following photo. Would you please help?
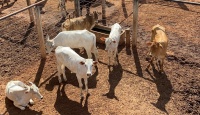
[90,24,126,45]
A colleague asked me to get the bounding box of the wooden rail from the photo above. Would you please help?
[0,0,46,21]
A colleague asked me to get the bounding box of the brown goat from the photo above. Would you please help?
[146,24,168,73]
[61,11,98,31]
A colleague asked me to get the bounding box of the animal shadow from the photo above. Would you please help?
[54,83,91,115]
[1,0,16,9]
[103,61,123,101]
[88,66,99,89]
[145,65,173,114]
[45,75,60,91]
[97,42,125,54]
[5,97,42,115]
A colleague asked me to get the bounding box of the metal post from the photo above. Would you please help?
[74,0,80,17]
[34,6,46,59]
[26,0,34,24]
[132,0,139,47]
[102,0,106,25]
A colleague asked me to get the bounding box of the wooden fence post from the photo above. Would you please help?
[132,0,139,47]
[34,6,46,59]
[125,28,130,48]
[74,0,80,17]
[26,0,34,24]
[102,0,106,25]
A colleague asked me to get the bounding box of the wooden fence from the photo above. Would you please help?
[0,0,140,58]
[0,0,47,59]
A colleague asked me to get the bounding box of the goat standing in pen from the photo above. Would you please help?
[146,24,169,73]
[100,23,122,66]
[45,29,98,61]
[55,46,97,97]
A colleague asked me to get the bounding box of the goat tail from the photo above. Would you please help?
[92,34,98,61]
[92,34,97,50]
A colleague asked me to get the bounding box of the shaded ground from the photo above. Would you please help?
[0,0,199,115]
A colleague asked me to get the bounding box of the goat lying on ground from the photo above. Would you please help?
[5,80,43,110]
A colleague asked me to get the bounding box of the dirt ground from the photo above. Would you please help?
[0,0,199,115]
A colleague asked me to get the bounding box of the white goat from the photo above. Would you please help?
[46,29,98,61]
[5,80,43,110]
[55,46,97,97]
[100,23,122,66]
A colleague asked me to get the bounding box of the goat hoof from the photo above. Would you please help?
[159,70,164,74]
[58,79,62,83]
[80,94,84,99]
[29,99,34,105]
[86,93,90,97]
[20,107,25,110]
[64,78,67,82]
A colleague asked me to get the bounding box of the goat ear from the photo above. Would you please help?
[52,42,55,47]
[28,81,33,85]
[146,42,154,47]
[158,43,163,48]
[100,37,106,41]
[24,87,29,94]
[80,61,85,65]
[93,61,98,66]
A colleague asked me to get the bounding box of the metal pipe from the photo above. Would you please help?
[170,0,200,5]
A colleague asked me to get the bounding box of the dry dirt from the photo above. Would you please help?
[0,0,200,115]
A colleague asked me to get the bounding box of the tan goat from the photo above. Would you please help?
[146,24,168,73]
[61,11,98,31]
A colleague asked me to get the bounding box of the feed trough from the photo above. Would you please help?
[90,24,126,45]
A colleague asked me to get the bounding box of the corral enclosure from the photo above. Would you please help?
[0,0,200,115]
